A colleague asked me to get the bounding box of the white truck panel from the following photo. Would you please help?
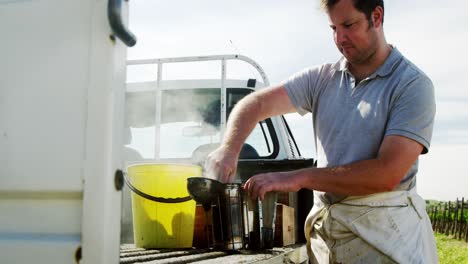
[0,239,79,264]
[0,196,82,263]
[0,0,129,263]
[0,195,82,234]
[0,0,90,191]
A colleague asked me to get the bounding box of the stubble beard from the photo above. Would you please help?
[342,29,379,66]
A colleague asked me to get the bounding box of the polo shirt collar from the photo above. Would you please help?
[332,45,403,79]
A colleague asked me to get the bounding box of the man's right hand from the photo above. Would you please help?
[204,145,239,183]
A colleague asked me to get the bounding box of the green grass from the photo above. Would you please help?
[435,233,468,263]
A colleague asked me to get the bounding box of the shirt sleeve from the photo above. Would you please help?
[281,66,323,116]
[385,74,436,154]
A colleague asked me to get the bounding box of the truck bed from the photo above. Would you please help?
[119,159,314,264]
[120,244,308,264]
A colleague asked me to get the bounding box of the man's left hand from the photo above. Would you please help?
[243,172,300,200]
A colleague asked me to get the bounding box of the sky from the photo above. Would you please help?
[127,0,468,201]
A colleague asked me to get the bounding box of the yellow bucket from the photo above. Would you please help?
[126,163,202,248]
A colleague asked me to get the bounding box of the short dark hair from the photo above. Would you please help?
[321,0,384,25]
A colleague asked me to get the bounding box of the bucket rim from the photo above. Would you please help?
[126,162,203,171]
[124,162,202,203]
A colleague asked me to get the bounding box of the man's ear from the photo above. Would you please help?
[372,6,384,28]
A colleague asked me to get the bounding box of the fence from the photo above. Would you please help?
[428,197,468,242]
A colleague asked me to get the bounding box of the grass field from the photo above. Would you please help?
[435,233,468,263]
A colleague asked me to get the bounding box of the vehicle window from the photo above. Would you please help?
[125,126,154,160]
[227,88,278,159]
[160,121,221,158]
[125,87,278,160]
[159,88,221,159]
[281,116,301,158]
[244,120,274,157]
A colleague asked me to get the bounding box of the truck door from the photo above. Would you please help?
[0,1,135,263]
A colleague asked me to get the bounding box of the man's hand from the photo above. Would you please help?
[204,145,239,183]
[243,172,301,200]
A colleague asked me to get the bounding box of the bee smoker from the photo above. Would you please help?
[187,177,277,251]
[212,183,278,250]
[212,183,246,250]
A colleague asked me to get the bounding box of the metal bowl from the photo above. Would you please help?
[187,177,224,207]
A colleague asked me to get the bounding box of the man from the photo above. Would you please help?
[205,0,437,262]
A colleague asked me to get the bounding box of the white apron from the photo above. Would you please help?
[305,188,438,263]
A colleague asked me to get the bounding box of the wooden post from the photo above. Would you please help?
[460,198,463,239]
[442,201,450,236]
[440,205,443,234]
[438,204,445,234]
[461,197,465,241]
[447,201,452,236]
[453,199,458,237]
[449,202,453,236]
[453,198,462,238]
[436,206,440,232]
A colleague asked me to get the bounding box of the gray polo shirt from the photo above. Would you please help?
[283,47,436,204]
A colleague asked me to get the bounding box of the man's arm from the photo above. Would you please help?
[244,135,423,200]
[204,85,296,182]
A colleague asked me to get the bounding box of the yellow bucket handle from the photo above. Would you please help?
[124,173,192,203]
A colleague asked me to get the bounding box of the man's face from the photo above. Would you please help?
[327,0,380,65]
